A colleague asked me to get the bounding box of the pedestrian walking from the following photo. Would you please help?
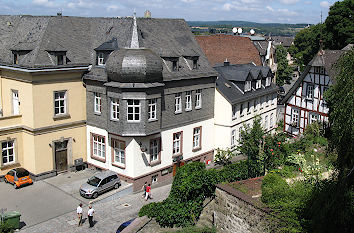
[142,182,147,198]
[76,203,83,227]
[87,205,95,228]
[145,183,152,201]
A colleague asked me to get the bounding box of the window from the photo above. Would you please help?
[309,113,318,124]
[111,98,119,120]
[265,115,268,129]
[127,99,140,122]
[193,59,198,69]
[148,99,157,120]
[314,66,320,73]
[150,138,161,163]
[260,97,264,109]
[307,85,314,99]
[185,91,192,111]
[152,175,158,184]
[247,101,251,114]
[245,81,251,92]
[291,109,299,127]
[112,139,125,166]
[94,92,101,114]
[270,113,274,129]
[92,134,105,159]
[320,67,325,74]
[232,105,237,119]
[54,91,67,115]
[172,60,178,71]
[97,53,104,66]
[57,55,64,65]
[239,127,243,140]
[13,53,18,65]
[240,103,244,116]
[195,89,202,109]
[266,95,270,107]
[266,77,271,86]
[272,94,276,105]
[231,129,236,147]
[2,141,14,165]
[256,79,261,89]
[175,93,182,113]
[254,98,259,112]
[193,127,201,150]
[173,132,182,155]
[12,90,19,115]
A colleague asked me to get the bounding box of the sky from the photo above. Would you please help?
[0,0,340,24]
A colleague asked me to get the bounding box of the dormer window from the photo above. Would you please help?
[172,60,178,71]
[266,77,271,86]
[12,50,31,65]
[97,53,104,66]
[193,59,198,69]
[245,81,251,92]
[14,53,18,65]
[256,80,261,89]
[57,55,64,65]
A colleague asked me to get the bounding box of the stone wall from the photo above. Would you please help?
[213,184,271,233]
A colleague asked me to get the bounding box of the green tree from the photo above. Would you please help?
[237,116,265,177]
[325,0,354,50]
[324,48,354,179]
[275,45,293,86]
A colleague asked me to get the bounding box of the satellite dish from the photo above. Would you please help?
[237,27,243,34]
[250,29,255,35]
[232,27,237,34]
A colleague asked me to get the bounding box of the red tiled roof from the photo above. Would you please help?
[195,34,262,67]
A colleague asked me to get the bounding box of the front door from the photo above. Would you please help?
[12,90,19,115]
[172,161,185,176]
[55,140,68,172]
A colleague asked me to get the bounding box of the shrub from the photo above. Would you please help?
[173,225,217,233]
[0,221,13,233]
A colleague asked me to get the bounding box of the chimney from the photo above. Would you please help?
[224,58,230,66]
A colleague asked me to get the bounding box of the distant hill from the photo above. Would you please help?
[187,21,309,36]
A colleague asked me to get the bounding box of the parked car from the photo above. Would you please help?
[4,168,33,189]
[79,170,121,199]
[116,218,135,233]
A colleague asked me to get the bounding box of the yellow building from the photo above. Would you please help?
[0,67,88,177]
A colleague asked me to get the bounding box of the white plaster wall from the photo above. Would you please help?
[214,89,232,126]
[86,125,109,169]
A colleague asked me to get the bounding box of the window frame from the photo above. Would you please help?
[150,137,161,165]
[231,129,236,147]
[245,81,251,92]
[291,109,299,127]
[1,140,15,166]
[148,98,157,121]
[266,77,271,86]
[240,103,244,117]
[270,113,274,129]
[94,92,102,114]
[110,98,119,121]
[256,79,261,89]
[195,89,202,109]
[91,133,106,162]
[265,115,268,129]
[309,113,318,124]
[192,59,198,69]
[97,52,104,66]
[172,131,183,156]
[127,99,141,122]
[247,101,251,114]
[192,126,202,151]
[111,138,125,168]
[185,91,192,111]
[307,84,314,100]
[232,104,237,119]
[54,90,67,116]
[175,93,182,114]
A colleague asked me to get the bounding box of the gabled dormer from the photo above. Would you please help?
[183,55,199,70]
[47,50,67,66]
[255,72,262,89]
[94,38,118,66]
[244,72,253,92]
[162,56,179,72]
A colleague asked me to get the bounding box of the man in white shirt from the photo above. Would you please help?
[88,205,95,228]
[76,203,83,227]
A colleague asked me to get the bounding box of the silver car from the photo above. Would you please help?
[80,170,121,199]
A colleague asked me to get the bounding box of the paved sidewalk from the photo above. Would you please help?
[21,184,171,233]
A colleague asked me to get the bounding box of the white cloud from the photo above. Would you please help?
[278,8,298,16]
[304,1,312,5]
[67,0,96,9]
[107,5,120,12]
[32,0,58,8]
[266,6,274,12]
[278,0,300,4]
[181,0,196,2]
[320,1,331,8]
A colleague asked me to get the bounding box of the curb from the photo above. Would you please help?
[90,183,133,204]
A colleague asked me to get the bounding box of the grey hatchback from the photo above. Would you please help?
[80,170,121,199]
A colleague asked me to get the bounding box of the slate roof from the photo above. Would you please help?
[253,41,269,56]
[0,15,217,81]
[195,34,262,67]
[215,63,278,104]
[281,49,345,104]
[271,36,294,48]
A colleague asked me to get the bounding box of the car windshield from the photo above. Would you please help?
[87,176,101,187]
[17,169,29,178]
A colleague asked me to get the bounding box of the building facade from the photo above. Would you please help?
[84,15,217,190]
[281,49,345,136]
[214,62,278,150]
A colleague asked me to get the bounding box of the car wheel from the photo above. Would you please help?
[92,192,98,199]
[4,178,8,183]
[114,183,120,189]
[14,183,18,189]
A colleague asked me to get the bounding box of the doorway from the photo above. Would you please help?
[54,140,68,172]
